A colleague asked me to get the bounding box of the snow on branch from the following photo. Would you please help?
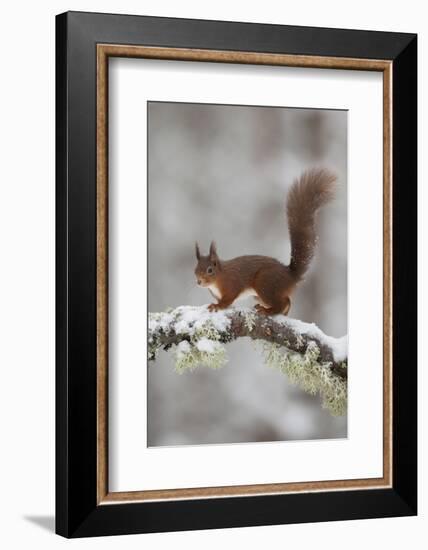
[148,305,348,416]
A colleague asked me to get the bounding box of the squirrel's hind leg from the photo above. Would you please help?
[253,268,293,316]
[254,296,290,316]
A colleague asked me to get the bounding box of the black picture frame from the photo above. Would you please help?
[56,11,417,538]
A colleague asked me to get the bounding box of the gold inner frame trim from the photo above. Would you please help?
[96,44,393,505]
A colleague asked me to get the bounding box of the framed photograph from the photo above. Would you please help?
[56,11,417,537]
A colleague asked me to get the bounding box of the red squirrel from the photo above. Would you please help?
[194,168,336,315]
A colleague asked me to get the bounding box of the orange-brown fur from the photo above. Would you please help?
[194,169,336,315]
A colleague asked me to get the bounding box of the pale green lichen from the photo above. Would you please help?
[263,341,347,416]
[193,320,222,342]
[149,307,347,416]
[149,308,229,371]
[294,332,305,350]
[174,340,227,373]
[243,310,256,332]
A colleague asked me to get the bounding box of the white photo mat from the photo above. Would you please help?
[108,58,383,493]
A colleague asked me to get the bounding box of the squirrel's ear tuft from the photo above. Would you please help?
[195,242,201,260]
[209,241,218,261]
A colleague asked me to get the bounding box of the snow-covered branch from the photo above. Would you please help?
[149,306,346,374]
[149,306,348,416]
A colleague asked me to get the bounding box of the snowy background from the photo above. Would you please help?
[147,101,347,446]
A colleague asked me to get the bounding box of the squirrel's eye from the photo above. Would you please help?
[206,266,214,275]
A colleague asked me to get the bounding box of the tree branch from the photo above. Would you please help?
[148,305,347,380]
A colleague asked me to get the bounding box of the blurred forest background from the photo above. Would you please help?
[147,102,347,446]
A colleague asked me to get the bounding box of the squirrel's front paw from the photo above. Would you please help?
[208,303,219,312]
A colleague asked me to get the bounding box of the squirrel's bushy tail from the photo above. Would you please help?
[287,168,336,279]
